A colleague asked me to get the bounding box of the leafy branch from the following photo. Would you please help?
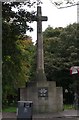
[49,0,79,9]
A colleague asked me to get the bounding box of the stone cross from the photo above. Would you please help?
[32,6,48,81]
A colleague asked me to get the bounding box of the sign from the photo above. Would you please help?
[70,66,79,75]
[38,87,48,97]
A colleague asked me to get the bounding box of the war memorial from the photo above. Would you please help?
[19,6,63,113]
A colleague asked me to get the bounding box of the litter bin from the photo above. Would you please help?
[17,101,33,120]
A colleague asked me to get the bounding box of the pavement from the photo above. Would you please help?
[1,110,79,120]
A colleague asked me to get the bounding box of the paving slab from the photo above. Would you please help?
[60,110,78,117]
[1,110,79,120]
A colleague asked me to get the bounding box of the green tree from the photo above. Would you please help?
[16,36,36,87]
[43,23,79,104]
[43,23,79,92]
[2,2,36,106]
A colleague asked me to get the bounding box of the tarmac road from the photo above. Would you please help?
[1,117,79,120]
[38,118,77,120]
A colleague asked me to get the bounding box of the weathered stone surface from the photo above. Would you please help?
[20,81,63,113]
[56,87,63,111]
[36,6,47,81]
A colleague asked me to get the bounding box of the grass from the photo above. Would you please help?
[2,104,75,113]
[2,106,17,112]
[64,104,75,110]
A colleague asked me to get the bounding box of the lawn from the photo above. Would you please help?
[64,104,75,110]
[2,104,75,113]
[2,106,17,112]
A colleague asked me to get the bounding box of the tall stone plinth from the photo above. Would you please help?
[20,81,63,113]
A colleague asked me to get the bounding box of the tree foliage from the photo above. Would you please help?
[2,2,36,106]
[43,23,79,92]
[43,23,79,104]
[51,0,77,9]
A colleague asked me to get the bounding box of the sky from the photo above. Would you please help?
[26,0,77,43]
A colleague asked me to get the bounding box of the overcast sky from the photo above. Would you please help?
[26,0,77,43]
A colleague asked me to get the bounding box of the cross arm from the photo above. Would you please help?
[31,16,48,21]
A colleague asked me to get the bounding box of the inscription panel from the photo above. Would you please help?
[38,87,48,97]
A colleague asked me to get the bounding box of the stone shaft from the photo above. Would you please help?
[32,6,47,81]
[36,6,47,81]
[36,6,47,72]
